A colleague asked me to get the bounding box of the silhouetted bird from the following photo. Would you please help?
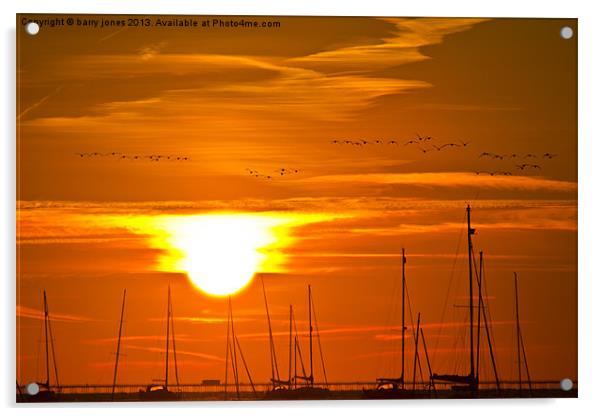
[441,143,461,149]
[419,146,434,154]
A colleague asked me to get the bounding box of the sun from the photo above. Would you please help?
[93,211,339,297]
[155,215,287,296]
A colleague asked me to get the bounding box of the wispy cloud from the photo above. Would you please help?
[291,18,488,71]
[16,305,96,323]
[300,172,577,192]
[125,345,224,363]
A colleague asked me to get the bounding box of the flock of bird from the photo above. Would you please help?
[73,135,558,181]
[331,134,471,154]
[474,153,557,176]
[245,167,300,180]
[75,152,190,162]
[330,134,559,177]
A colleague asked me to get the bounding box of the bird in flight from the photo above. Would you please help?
[475,170,512,176]
[516,163,541,170]
[441,143,461,149]
[418,146,434,154]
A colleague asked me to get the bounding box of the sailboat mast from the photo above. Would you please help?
[514,272,522,392]
[467,205,475,382]
[476,251,483,385]
[112,289,126,399]
[43,290,50,387]
[170,294,180,390]
[165,286,170,390]
[288,304,293,386]
[401,248,406,387]
[261,277,279,385]
[224,298,231,398]
[308,284,313,386]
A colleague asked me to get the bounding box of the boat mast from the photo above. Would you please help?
[401,248,406,388]
[224,298,231,398]
[471,251,501,389]
[514,272,522,393]
[261,277,280,387]
[43,290,50,388]
[170,293,180,391]
[289,304,293,386]
[308,284,313,387]
[165,286,170,390]
[229,299,240,399]
[476,252,483,385]
[467,205,475,386]
[111,289,126,399]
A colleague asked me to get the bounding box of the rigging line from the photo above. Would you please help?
[229,301,240,399]
[228,333,240,399]
[170,298,180,390]
[519,328,533,393]
[112,289,126,399]
[223,301,231,398]
[481,259,499,359]
[234,335,257,398]
[403,278,424,382]
[292,310,308,382]
[432,210,466,366]
[295,338,308,382]
[471,248,500,388]
[311,294,328,387]
[261,276,280,384]
[420,328,436,392]
[47,307,60,389]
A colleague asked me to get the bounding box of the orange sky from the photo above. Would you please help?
[17,15,577,387]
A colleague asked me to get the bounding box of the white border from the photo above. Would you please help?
[3,1,602,415]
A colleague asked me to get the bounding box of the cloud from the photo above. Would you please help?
[17,305,96,323]
[290,18,488,71]
[17,86,63,119]
[300,172,577,192]
[125,345,224,363]
[21,18,484,124]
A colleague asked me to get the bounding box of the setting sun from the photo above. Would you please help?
[156,215,287,296]
[94,212,336,296]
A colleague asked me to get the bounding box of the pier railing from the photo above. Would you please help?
[19,380,575,395]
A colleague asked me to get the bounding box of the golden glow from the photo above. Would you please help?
[156,215,288,296]
[93,212,337,296]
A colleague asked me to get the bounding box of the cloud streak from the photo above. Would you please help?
[301,172,577,192]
